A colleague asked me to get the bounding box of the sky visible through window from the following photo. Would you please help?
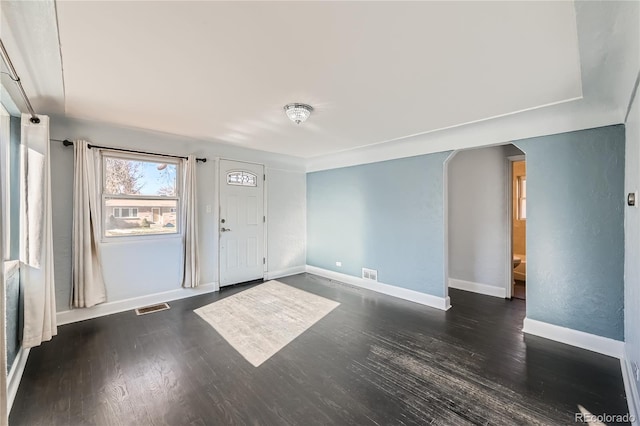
[104,157,177,196]
[140,161,175,195]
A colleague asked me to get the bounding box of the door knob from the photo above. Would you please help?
[221,227,231,232]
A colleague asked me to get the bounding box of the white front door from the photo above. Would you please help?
[219,159,265,287]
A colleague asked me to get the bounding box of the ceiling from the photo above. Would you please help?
[1,1,638,160]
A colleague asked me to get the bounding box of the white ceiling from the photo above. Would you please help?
[0,0,65,116]
[1,1,638,161]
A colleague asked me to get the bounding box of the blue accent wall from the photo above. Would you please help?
[515,125,625,341]
[307,152,451,297]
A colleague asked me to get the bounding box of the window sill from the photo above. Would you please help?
[100,233,182,245]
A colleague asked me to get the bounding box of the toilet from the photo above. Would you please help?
[512,256,521,288]
[513,255,522,269]
[513,254,526,282]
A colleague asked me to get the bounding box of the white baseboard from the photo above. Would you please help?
[448,278,506,298]
[522,317,624,359]
[265,265,306,280]
[57,282,219,326]
[306,265,450,311]
[622,347,640,425]
[8,346,30,413]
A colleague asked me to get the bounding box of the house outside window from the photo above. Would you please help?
[112,207,138,218]
[102,152,181,238]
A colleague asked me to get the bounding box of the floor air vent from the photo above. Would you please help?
[135,303,170,316]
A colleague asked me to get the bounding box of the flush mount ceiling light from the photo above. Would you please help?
[284,103,313,125]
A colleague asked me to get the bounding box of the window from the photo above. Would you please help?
[0,103,10,258]
[517,177,526,220]
[227,171,257,187]
[102,153,180,238]
[113,208,138,218]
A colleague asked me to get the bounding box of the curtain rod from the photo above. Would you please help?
[52,139,207,163]
[0,38,40,124]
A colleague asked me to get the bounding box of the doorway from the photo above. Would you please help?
[218,159,265,287]
[510,157,527,300]
[445,144,526,304]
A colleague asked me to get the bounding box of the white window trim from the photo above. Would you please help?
[0,104,10,258]
[517,176,527,220]
[100,150,182,242]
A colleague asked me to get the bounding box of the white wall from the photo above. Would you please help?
[50,116,306,312]
[448,145,513,294]
[624,75,640,410]
[50,138,74,309]
[266,168,306,276]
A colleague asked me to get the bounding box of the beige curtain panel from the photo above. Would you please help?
[72,140,107,308]
[182,155,199,288]
[20,114,57,348]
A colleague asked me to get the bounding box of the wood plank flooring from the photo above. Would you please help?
[10,273,630,425]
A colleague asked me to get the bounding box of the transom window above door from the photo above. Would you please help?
[227,171,257,187]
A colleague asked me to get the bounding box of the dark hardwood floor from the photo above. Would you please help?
[10,273,630,425]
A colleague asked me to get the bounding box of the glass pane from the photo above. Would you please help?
[520,199,526,220]
[521,178,526,197]
[104,157,178,196]
[105,197,178,237]
[227,171,257,187]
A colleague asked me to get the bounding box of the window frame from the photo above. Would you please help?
[101,151,182,242]
[0,103,10,258]
[517,176,526,220]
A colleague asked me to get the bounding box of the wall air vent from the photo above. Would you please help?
[362,268,378,282]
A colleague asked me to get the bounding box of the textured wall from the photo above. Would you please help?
[307,152,451,297]
[624,81,640,392]
[50,139,74,310]
[515,125,625,340]
[448,146,508,289]
[49,116,306,311]
[267,169,306,273]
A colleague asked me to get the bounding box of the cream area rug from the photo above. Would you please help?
[194,280,340,367]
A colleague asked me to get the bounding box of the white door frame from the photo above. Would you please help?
[506,155,526,299]
[216,157,267,286]
[442,150,459,307]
